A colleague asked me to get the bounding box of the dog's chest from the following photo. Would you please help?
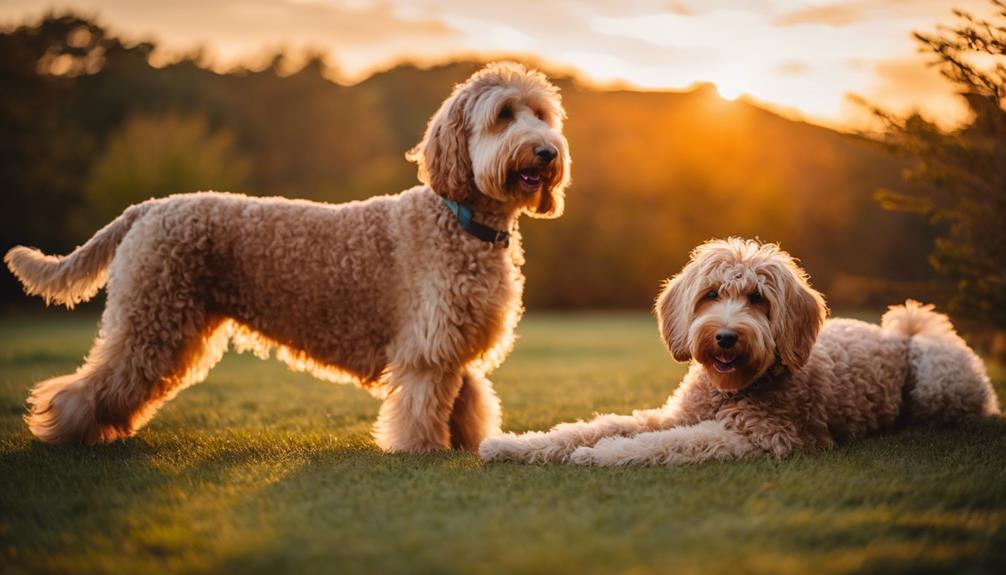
[407,244,523,366]
[456,249,520,338]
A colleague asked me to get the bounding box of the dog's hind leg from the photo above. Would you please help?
[448,369,501,451]
[373,365,465,452]
[883,301,1000,422]
[905,335,1000,422]
[25,306,231,444]
[25,228,231,444]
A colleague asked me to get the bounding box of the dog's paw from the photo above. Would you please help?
[478,434,521,462]
[569,446,598,466]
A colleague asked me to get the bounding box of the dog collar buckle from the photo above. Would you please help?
[493,230,510,248]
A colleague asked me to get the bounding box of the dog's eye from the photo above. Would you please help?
[749,292,764,304]
[704,289,719,301]
[498,106,513,121]
[534,109,544,121]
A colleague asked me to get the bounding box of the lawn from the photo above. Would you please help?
[1,312,1004,575]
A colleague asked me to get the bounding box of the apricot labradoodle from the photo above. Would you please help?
[6,62,571,451]
[480,238,1000,466]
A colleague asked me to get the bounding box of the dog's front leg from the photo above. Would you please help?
[479,408,676,463]
[568,419,759,466]
[448,369,502,451]
[374,366,464,453]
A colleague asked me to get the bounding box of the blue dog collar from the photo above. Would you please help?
[442,198,510,248]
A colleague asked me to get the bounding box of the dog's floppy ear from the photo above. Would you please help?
[655,270,696,362]
[764,255,827,370]
[407,87,476,203]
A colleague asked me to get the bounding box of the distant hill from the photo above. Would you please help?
[1,16,936,309]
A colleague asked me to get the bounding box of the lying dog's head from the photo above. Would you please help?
[407,62,570,218]
[655,238,827,392]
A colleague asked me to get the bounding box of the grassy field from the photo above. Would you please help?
[0,312,1004,575]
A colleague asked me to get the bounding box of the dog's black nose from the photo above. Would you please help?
[535,145,557,163]
[715,330,738,349]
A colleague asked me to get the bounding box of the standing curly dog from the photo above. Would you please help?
[5,62,571,451]
[480,238,1000,466]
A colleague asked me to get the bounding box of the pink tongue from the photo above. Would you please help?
[714,360,737,373]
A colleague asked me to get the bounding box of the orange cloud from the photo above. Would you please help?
[776,60,811,76]
[846,55,972,129]
[776,0,992,28]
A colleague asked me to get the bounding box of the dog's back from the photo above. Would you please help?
[812,317,912,439]
[168,191,403,383]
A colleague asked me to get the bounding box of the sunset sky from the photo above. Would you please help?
[0,0,994,129]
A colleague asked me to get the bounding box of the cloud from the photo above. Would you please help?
[666,1,693,16]
[775,0,991,28]
[676,0,774,14]
[846,55,971,129]
[776,60,810,76]
[775,3,864,27]
[0,0,462,76]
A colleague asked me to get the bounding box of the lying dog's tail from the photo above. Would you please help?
[5,201,155,308]
[883,299,1000,420]
[881,299,957,340]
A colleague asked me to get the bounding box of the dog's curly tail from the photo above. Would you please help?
[5,201,155,308]
[881,299,958,339]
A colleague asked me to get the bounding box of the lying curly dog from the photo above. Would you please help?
[5,62,570,451]
[480,238,1000,466]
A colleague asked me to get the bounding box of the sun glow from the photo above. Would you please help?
[710,74,748,102]
[712,83,740,101]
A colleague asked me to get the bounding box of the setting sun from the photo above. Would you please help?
[716,83,741,101]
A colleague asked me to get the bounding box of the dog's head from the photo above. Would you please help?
[655,238,827,392]
[407,62,570,218]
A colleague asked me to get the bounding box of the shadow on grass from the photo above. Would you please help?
[193,420,1006,574]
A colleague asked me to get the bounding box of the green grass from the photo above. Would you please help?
[1,312,1004,575]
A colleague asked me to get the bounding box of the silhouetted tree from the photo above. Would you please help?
[86,113,250,223]
[0,14,101,255]
[873,0,1006,328]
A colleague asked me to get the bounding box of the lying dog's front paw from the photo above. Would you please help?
[479,434,521,462]
[480,431,576,463]
[569,446,598,466]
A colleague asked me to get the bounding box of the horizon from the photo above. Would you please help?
[0,0,996,131]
